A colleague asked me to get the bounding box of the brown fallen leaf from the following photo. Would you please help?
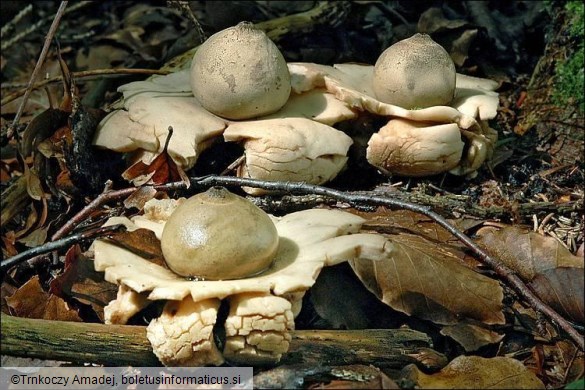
[529,267,584,324]
[1,233,18,258]
[402,355,545,389]
[1,282,18,315]
[417,7,477,67]
[123,186,158,210]
[122,127,190,187]
[21,108,70,158]
[13,203,40,239]
[525,340,584,387]
[18,226,48,248]
[49,245,118,322]
[477,226,584,326]
[6,276,81,322]
[350,232,504,326]
[23,159,46,201]
[105,228,166,267]
[476,226,583,281]
[361,209,462,243]
[360,208,482,270]
[406,348,449,372]
[440,322,504,352]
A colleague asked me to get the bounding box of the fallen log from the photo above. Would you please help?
[1,314,431,368]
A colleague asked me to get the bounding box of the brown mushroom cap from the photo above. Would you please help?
[373,33,456,109]
[190,22,291,120]
[160,187,279,280]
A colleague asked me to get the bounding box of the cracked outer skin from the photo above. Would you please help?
[146,298,224,366]
[224,293,295,365]
[94,201,397,366]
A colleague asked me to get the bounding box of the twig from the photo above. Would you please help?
[6,1,68,141]
[0,224,124,273]
[166,1,206,44]
[1,1,91,51]
[187,175,584,349]
[34,174,584,348]
[220,155,245,175]
[0,4,33,38]
[50,182,185,241]
[1,69,171,106]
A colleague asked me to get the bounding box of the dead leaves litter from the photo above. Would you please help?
[477,226,584,324]
[6,276,81,322]
[402,355,545,389]
[350,232,505,326]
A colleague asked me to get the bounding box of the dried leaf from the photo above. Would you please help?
[402,355,545,389]
[350,233,504,325]
[13,203,39,239]
[360,209,480,269]
[6,276,81,322]
[524,340,583,387]
[440,322,504,351]
[417,7,477,66]
[15,198,48,245]
[1,282,18,314]
[18,226,48,248]
[49,245,117,322]
[406,348,449,372]
[1,156,19,182]
[418,7,469,34]
[0,167,10,182]
[477,226,584,281]
[55,167,77,195]
[23,162,45,200]
[528,267,584,324]
[106,228,166,267]
[1,234,18,258]
[21,108,69,157]
[122,127,190,187]
[450,29,479,67]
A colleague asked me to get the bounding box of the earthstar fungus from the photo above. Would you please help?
[93,27,501,186]
[93,188,395,366]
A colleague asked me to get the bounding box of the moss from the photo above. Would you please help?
[551,1,584,114]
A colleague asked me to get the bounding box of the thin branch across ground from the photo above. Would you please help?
[2,175,583,349]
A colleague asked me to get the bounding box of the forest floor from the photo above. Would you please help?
[1,1,583,389]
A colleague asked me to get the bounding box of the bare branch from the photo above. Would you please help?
[1,224,125,273]
[6,1,68,140]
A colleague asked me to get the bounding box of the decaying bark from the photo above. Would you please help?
[1,314,431,368]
